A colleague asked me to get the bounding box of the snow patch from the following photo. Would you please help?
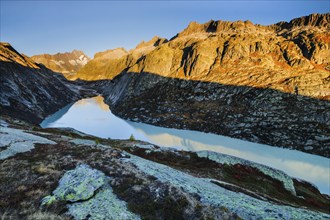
[69,60,78,66]
[51,59,65,66]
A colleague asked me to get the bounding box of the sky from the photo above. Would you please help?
[1,1,329,57]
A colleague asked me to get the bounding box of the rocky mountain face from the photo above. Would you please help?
[31,50,90,78]
[86,13,330,157]
[79,13,329,99]
[271,13,330,31]
[96,72,330,157]
[0,43,93,124]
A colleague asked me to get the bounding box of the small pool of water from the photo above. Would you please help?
[41,96,330,195]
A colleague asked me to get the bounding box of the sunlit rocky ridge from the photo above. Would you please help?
[76,13,329,99]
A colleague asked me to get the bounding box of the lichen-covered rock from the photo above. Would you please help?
[41,164,140,219]
[0,127,56,160]
[42,164,106,205]
[127,154,329,219]
[197,151,297,195]
[1,118,327,219]
[68,185,140,220]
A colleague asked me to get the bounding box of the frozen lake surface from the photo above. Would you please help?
[41,96,330,195]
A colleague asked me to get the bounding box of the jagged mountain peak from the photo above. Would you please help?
[31,50,90,76]
[94,48,128,59]
[37,49,88,59]
[135,36,168,49]
[177,19,259,38]
[272,13,330,31]
[71,49,84,54]
[176,13,329,38]
[74,36,168,80]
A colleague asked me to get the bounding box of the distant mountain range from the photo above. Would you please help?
[31,50,90,78]
[73,36,168,80]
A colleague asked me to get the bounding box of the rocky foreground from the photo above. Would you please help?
[0,116,329,219]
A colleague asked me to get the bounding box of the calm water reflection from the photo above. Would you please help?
[41,96,330,195]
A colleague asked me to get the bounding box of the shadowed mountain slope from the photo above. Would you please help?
[0,43,89,124]
[91,71,330,157]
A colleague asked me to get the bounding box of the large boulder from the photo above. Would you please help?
[42,164,106,205]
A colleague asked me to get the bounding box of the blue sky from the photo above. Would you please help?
[1,1,329,57]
